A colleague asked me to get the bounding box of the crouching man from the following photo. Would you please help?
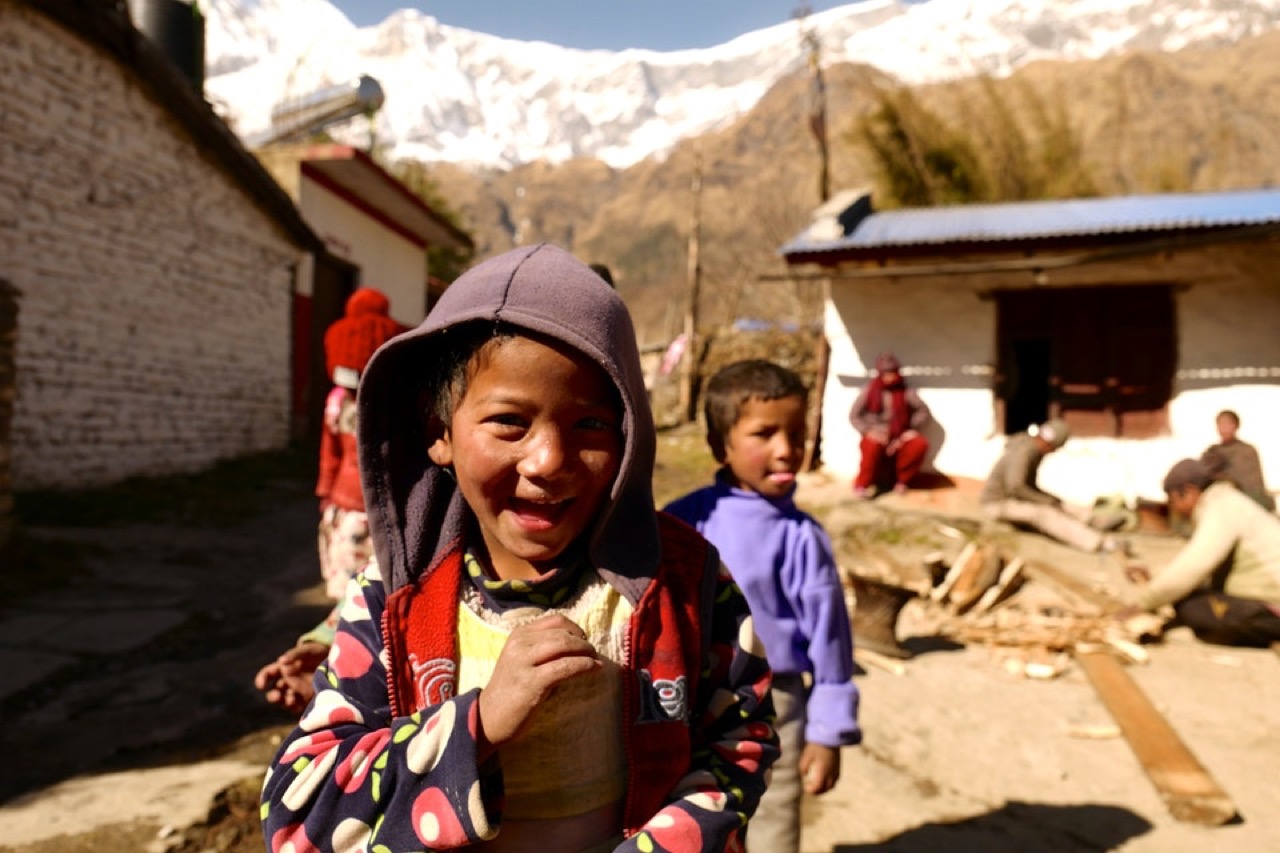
[1120,458,1280,647]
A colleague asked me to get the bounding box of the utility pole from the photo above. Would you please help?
[795,5,831,469]
[678,147,703,424]
[796,4,830,203]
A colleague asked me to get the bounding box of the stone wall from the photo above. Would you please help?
[0,3,304,489]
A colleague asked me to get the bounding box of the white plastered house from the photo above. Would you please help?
[254,143,474,435]
[781,189,1280,506]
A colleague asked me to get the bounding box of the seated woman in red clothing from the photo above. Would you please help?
[848,352,932,498]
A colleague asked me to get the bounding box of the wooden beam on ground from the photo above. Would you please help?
[1074,647,1238,826]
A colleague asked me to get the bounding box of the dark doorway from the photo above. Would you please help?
[994,285,1175,438]
[1006,338,1051,434]
[293,252,358,439]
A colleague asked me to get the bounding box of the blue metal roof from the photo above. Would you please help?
[780,188,1280,256]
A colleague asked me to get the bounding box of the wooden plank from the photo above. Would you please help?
[1074,647,1237,826]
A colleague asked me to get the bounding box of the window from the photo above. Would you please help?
[994,285,1175,438]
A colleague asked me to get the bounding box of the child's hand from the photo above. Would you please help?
[254,642,329,715]
[477,614,600,753]
[799,742,841,795]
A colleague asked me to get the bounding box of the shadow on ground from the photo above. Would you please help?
[830,800,1153,852]
[0,446,327,806]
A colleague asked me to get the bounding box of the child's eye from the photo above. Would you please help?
[578,415,617,431]
[485,412,527,429]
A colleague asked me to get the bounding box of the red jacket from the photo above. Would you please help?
[314,389,364,511]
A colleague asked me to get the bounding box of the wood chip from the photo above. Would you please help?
[1067,722,1122,740]
[855,647,907,676]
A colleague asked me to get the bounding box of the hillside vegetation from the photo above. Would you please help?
[413,30,1280,344]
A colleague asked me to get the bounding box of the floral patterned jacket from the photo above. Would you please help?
[261,519,778,852]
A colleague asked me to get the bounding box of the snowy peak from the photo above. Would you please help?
[200,0,1280,168]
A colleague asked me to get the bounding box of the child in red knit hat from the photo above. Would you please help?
[255,287,406,713]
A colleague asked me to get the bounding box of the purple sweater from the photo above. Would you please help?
[665,471,862,748]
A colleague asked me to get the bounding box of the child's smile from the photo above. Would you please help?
[507,495,574,531]
[429,334,623,580]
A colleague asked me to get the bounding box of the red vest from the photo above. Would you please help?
[382,514,712,836]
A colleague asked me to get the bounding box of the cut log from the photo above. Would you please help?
[948,545,1004,613]
[851,575,917,659]
[1074,647,1238,826]
[971,557,1025,614]
[932,541,977,602]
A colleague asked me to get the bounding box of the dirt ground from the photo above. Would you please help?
[1,426,1277,852]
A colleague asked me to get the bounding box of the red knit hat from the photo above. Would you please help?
[324,288,405,387]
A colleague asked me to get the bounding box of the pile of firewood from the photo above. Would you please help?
[840,518,1238,829]
[838,521,1160,673]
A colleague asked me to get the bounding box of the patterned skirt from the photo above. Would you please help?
[317,506,373,600]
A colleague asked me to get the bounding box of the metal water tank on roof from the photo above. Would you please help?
[265,76,387,145]
[127,0,205,90]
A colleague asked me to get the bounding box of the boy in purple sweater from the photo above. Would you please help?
[664,359,862,853]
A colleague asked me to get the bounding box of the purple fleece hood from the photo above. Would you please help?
[357,244,660,598]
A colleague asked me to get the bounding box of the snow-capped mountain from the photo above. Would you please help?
[201,0,1280,169]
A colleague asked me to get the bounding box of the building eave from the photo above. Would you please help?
[285,144,474,253]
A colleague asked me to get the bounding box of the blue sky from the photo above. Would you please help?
[329,1,854,50]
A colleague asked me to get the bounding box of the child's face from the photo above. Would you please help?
[721,394,807,499]
[1216,415,1238,443]
[429,335,623,580]
[1167,485,1201,518]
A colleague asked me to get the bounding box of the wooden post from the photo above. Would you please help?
[799,11,830,204]
[1075,647,1237,826]
[803,275,830,471]
[679,148,703,424]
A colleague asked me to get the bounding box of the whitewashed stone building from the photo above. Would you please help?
[1,0,321,489]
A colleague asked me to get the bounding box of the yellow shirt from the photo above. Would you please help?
[456,569,633,851]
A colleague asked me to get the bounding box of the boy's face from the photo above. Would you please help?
[1216,415,1237,443]
[428,335,623,580]
[1167,485,1201,518]
[721,394,807,499]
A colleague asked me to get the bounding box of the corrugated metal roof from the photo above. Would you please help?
[780,188,1280,256]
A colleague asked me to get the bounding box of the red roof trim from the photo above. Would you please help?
[301,161,427,249]
[295,145,472,249]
